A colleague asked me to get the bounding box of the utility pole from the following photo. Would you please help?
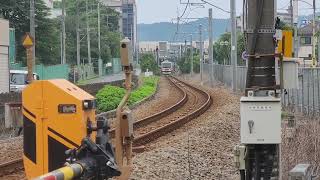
[208,8,214,87]
[290,0,293,27]
[190,34,193,76]
[236,1,280,179]
[98,2,103,76]
[294,25,298,58]
[30,0,35,71]
[230,0,237,92]
[293,0,299,58]
[184,39,187,60]
[312,0,316,67]
[76,0,80,66]
[86,0,92,64]
[318,35,320,63]
[199,24,203,82]
[62,0,66,64]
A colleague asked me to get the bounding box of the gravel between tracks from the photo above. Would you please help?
[131,78,241,180]
[132,77,183,120]
[0,137,22,163]
[0,137,25,180]
[134,81,205,137]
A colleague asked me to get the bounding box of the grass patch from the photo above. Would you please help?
[96,76,159,112]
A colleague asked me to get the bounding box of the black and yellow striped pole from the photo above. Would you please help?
[33,163,83,180]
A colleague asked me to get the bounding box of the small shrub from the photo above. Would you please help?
[96,76,159,112]
[96,86,125,112]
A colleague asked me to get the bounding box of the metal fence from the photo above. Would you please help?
[11,63,70,80]
[204,64,247,91]
[204,64,320,116]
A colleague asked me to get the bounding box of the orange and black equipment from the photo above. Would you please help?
[23,79,120,179]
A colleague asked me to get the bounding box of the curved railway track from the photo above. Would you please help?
[0,76,212,177]
[133,76,212,146]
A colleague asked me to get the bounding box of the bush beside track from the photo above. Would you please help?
[96,76,159,112]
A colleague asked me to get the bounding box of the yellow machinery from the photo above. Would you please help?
[24,38,133,180]
[277,30,293,58]
[22,79,96,178]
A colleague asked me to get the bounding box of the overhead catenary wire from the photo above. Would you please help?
[179,0,190,19]
[200,0,230,13]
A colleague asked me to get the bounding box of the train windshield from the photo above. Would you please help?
[162,63,172,68]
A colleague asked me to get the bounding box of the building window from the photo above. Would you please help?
[300,37,312,45]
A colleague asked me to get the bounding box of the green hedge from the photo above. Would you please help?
[96,76,159,112]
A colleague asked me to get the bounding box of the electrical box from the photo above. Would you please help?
[120,37,132,66]
[233,145,246,170]
[240,96,281,144]
[121,109,133,138]
[283,58,300,89]
[289,164,312,180]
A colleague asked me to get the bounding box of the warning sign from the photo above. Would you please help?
[22,33,34,49]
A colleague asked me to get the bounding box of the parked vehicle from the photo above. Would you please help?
[10,70,39,92]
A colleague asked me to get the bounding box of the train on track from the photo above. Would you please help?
[160,60,174,75]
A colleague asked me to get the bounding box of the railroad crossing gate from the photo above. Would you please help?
[22,79,96,179]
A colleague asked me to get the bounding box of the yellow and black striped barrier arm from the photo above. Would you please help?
[33,163,83,180]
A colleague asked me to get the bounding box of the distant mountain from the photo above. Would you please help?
[138,12,320,42]
[138,18,230,42]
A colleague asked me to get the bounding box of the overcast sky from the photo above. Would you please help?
[136,0,319,24]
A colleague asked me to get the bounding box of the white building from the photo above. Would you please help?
[139,41,158,53]
[297,21,320,61]
[0,19,10,93]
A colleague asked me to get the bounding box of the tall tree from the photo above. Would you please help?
[0,0,60,65]
[213,32,245,65]
[63,0,121,66]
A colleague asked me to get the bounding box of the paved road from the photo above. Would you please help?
[83,69,141,84]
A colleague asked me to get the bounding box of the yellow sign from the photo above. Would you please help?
[23,33,34,48]
[276,30,293,58]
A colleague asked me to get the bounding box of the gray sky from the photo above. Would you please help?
[136,0,319,24]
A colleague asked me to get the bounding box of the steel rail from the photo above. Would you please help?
[0,158,24,177]
[133,76,212,146]
[109,76,188,138]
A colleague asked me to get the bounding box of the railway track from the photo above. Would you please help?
[133,76,212,146]
[0,158,23,177]
[0,76,212,177]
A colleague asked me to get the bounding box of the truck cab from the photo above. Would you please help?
[10,70,39,92]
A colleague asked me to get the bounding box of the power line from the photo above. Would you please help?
[179,0,190,19]
[200,0,230,13]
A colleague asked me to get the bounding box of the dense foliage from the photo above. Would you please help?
[0,0,120,65]
[213,32,246,66]
[139,53,160,75]
[96,76,159,112]
[64,0,121,65]
[177,49,200,74]
[128,76,158,105]
[96,85,125,112]
[0,0,60,65]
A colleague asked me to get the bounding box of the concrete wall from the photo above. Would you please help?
[0,19,10,94]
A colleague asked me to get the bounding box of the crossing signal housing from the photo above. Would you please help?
[22,79,96,179]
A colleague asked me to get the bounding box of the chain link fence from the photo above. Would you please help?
[204,64,320,116]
